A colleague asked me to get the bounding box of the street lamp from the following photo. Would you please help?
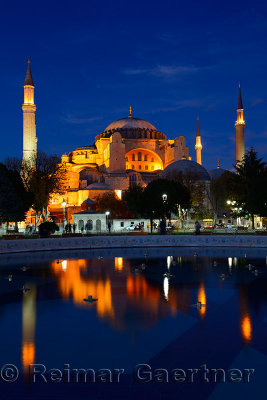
[105,211,110,232]
[162,194,167,202]
[62,199,67,230]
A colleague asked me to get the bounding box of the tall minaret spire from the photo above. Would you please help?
[22,60,37,168]
[235,83,245,165]
[195,116,202,165]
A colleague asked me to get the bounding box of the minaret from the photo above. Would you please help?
[22,60,37,167]
[195,116,202,165]
[235,83,245,165]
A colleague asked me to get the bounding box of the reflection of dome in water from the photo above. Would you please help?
[105,116,157,131]
[162,159,211,181]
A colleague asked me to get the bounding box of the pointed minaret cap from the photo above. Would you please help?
[196,116,201,137]
[237,82,243,110]
[217,159,220,169]
[24,59,34,86]
[128,106,133,118]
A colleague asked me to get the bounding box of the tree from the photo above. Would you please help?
[165,169,209,226]
[210,170,237,220]
[124,185,144,217]
[94,192,132,218]
[142,179,191,231]
[0,163,32,227]
[234,148,267,228]
[22,151,67,223]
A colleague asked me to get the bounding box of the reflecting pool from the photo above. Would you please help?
[0,247,266,400]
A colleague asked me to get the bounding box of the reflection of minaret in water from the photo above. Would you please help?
[195,117,202,165]
[22,284,36,373]
[239,286,252,345]
[235,83,245,165]
[197,282,206,319]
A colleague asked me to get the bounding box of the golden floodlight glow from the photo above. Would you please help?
[197,282,206,319]
[241,313,252,344]
[24,86,34,105]
[22,342,35,372]
[115,257,123,271]
[51,259,114,318]
[115,190,122,200]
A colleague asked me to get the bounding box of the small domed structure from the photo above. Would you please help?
[162,159,211,181]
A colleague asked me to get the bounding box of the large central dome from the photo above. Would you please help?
[105,116,157,131]
[95,111,167,141]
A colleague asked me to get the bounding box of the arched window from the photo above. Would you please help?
[86,220,93,231]
[138,152,142,161]
[132,154,135,161]
[96,219,101,232]
[139,165,141,170]
[132,165,135,169]
[151,157,154,162]
[144,154,147,161]
[78,220,84,231]
[145,165,148,170]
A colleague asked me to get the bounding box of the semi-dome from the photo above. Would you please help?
[105,116,157,131]
[162,159,211,181]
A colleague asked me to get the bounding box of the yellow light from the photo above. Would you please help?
[115,257,123,271]
[197,282,206,319]
[22,342,35,372]
[115,190,122,200]
[241,313,252,344]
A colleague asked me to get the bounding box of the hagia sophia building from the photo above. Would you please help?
[22,61,245,224]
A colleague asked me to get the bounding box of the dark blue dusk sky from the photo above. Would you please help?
[0,0,266,170]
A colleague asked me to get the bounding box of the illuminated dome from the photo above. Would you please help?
[105,116,157,131]
[162,159,211,181]
[95,111,166,141]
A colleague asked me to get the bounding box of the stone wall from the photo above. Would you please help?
[0,235,266,254]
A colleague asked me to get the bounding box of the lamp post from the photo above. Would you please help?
[162,193,167,219]
[105,211,110,233]
[62,199,67,231]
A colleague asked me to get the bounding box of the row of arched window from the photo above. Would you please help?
[78,219,102,232]
[125,153,154,162]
